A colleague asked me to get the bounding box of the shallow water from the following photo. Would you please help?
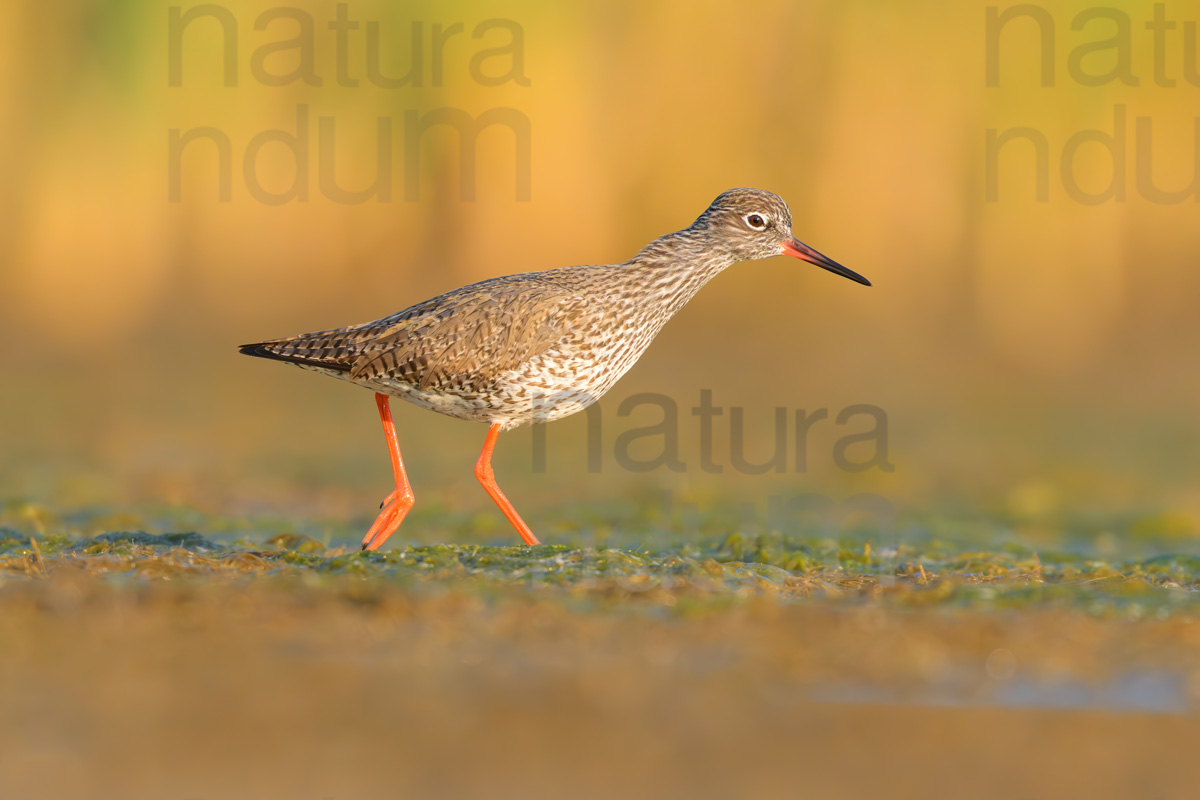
[811,670,1190,715]
[3,527,1200,798]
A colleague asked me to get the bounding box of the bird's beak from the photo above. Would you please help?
[781,238,871,286]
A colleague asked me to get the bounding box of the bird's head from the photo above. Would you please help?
[692,188,870,286]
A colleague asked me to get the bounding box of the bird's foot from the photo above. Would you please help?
[361,488,414,551]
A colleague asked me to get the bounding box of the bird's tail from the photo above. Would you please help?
[238,330,360,373]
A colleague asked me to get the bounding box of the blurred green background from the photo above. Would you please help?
[1,0,1198,548]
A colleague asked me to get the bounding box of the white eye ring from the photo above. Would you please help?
[744,213,769,231]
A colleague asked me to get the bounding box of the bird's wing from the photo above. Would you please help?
[349,278,582,391]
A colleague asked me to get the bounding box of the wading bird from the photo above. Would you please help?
[240,188,870,550]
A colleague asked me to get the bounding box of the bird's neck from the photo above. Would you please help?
[622,229,736,316]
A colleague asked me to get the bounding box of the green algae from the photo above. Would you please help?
[0,527,1198,617]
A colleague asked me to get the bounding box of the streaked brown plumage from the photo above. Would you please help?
[240,188,870,550]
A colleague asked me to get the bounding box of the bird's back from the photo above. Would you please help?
[240,267,619,417]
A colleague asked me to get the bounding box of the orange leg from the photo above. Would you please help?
[475,424,540,546]
[361,393,415,551]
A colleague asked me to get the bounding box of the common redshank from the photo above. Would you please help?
[240,188,870,550]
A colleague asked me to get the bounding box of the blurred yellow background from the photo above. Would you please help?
[2,0,1198,543]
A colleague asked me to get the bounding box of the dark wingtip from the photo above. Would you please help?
[238,341,352,372]
[238,343,274,359]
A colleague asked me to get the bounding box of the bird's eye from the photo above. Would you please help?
[745,214,768,230]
